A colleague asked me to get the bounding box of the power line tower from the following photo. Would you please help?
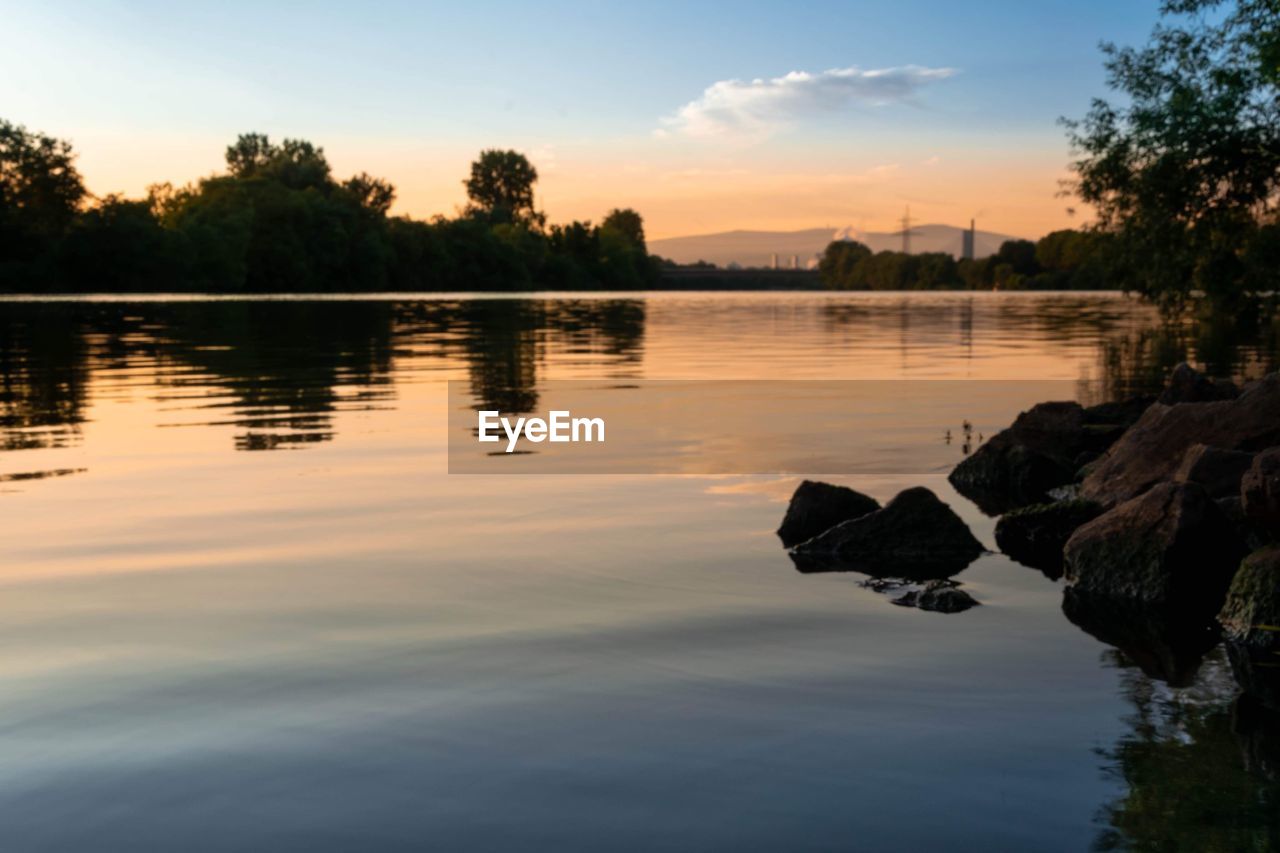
[896,206,920,254]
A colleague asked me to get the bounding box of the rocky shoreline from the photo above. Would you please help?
[777,364,1280,708]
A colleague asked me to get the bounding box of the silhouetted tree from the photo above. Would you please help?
[1065,0,1280,310]
[464,149,541,226]
[0,120,86,283]
[600,208,647,251]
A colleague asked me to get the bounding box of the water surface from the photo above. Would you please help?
[2,292,1278,850]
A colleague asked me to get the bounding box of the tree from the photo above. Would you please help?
[342,173,395,216]
[817,240,872,288]
[464,149,540,226]
[0,119,85,241]
[600,208,646,250]
[224,133,332,191]
[1064,0,1280,309]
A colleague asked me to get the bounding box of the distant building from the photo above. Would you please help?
[770,253,778,270]
[961,219,976,261]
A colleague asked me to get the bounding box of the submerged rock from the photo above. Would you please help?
[891,579,979,613]
[1173,444,1256,499]
[1242,448,1280,536]
[1063,482,1247,617]
[776,480,880,548]
[791,486,984,577]
[1063,587,1220,687]
[1158,362,1239,405]
[948,401,1122,514]
[1080,373,1280,507]
[993,499,1103,578]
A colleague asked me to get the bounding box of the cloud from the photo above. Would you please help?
[661,65,956,138]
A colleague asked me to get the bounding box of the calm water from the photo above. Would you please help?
[2,292,1279,851]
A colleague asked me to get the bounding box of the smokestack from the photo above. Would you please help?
[962,218,976,261]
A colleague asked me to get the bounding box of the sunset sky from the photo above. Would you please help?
[4,0,1162,239]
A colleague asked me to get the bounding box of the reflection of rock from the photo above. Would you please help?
[1231,694,1280,781]
[1063,588,1220,686]
[790,487,983,577]
[1158,362,1240,405]
[1242,448,1280,536]
[776,480,879,548]
[993,499,1103,578]
[1081,373,1280,507]
[1064,482,1247,617]
[891,579,979,613]
[948,401,1127,514]
[1226,644,1280,714]
[1174,444,1256,499]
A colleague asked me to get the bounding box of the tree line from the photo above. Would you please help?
[0,125,659,292]
[818,229,1113,291]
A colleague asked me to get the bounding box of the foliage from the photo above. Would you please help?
[0,119,87,280]
[463,149,542,227]
[1064,0,1280,310]
[0,123,659,293]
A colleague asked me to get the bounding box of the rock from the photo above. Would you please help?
[1083,394,1157,427]
[1158,362,1239,405]
[776,480,880,548]
[1080,373,1280,507]
[994,500,1104,578]
[1217,496,1270,553]
[1242,448,1280,536]
[948,401,1122,514]
[1062,588,1220,686]
[1063,482,1247,617]
[791,486,984,577]
[1219,546,1280,649]
[1173,444,1255,499]
[891,579,979,613]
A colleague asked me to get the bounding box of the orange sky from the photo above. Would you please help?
[70,131,1084,241]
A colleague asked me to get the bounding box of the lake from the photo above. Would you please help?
[2,292,1278,850]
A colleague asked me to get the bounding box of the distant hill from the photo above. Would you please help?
[649,224,1019,269]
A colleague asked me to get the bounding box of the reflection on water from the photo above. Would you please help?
[1095,648,1280,851]
[1,292,1278,850]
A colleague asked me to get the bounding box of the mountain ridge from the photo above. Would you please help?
[649,224,1021,268]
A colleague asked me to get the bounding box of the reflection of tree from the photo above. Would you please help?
[149,301,396,450]
[449,299,645,414]
[0,298,646,454]
[0,303,89,451]
[1093,648,1280,851]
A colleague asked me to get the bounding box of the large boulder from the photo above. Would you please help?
[776,480,880,547]
[1173,444,1256,499]
[1082,394,1157,428]
[1241,448,1280,536]
[948,401,1122,514]
[1219,546,1280,650]
[1080,373,1280,507]
[1063,482,1247,617]
[993,500,1104,578]
[1158,362,1239,405]
[791,486,984,577]
[1221,547,1280,713]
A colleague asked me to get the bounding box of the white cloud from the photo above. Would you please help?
[661,65,956,138]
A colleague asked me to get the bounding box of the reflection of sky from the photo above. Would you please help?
[4,1,1165,237]
[0,292,1270,849]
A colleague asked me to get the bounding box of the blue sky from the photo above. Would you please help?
[3,0,1165,237]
